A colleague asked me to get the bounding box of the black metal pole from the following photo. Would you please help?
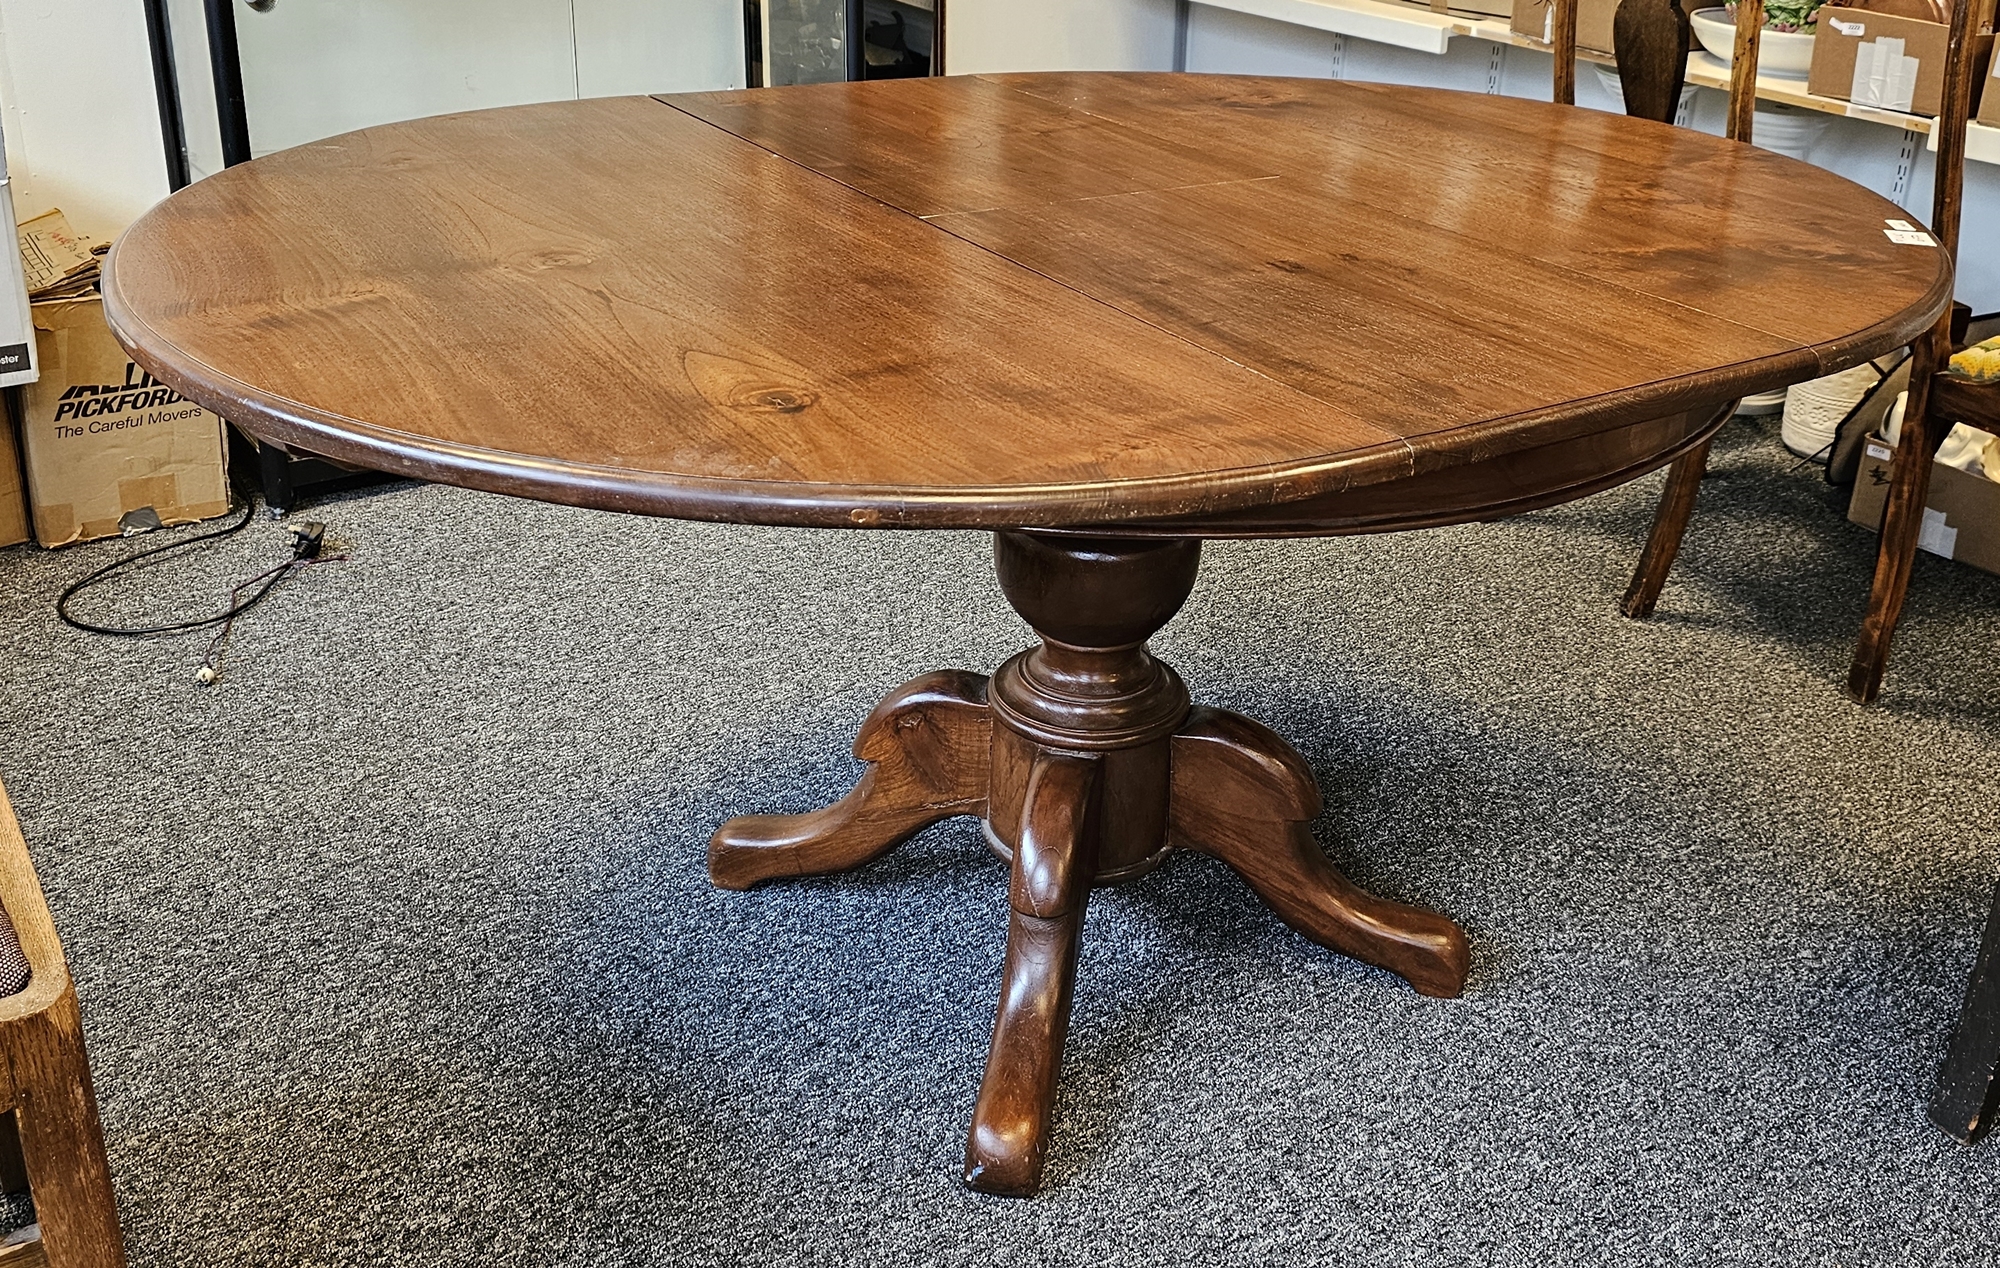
[141,0,191,190]
[204,0,253,166]
[846,0,864,82]
[744,0,764,88]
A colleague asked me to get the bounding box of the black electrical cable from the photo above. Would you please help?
[54,498,281,637]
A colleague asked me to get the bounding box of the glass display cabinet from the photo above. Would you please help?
[746,0,943,87]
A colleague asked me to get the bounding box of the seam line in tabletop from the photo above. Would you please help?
[647,89,1910,440]
[913,174,1283,221]
[643,95,1407,441]
[924,181,1829,443]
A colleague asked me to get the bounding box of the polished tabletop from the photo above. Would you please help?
[104,73,1948,529]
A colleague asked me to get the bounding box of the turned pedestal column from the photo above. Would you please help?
[710,532,1470,1196]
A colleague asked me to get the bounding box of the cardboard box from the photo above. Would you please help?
[0,138,38,390]
[1980,34,2000,124]
[0,412,25,548]
[20,296,228,547]
[1512,0,1615,53]
[1809,6,1993,118]
[1848,433,2000,576]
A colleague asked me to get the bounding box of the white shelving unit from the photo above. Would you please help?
[1181,0,1476,53]
[1194,0,2000,164]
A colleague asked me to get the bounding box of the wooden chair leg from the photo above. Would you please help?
[1932,879,2000,1143]
[13,989,123,1268]
[1621,441,1710,619]
[1848,404,1946,704]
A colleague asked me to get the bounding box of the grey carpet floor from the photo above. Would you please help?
[2,417,1999,1266]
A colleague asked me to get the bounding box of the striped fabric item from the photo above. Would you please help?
[0,905,28,997]
[1948,336,2000,383]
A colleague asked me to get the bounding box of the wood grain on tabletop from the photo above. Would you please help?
[105,77,1948,529]
[105,94,1401,529]
[677,73,1941,374]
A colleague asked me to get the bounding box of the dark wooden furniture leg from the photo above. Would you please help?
[707,670,991,889]
[1622,441,1710,619]
[0,1114,23,1196]
[10,989,122,1267]
[710,531,1470,1196]
[1614,0,1765,622]
[0,785,126,1268]
[1932,879,2000,1143]
[1171,709,1469,998]
[964,751,1100,1195]
[1849,324,1953,704]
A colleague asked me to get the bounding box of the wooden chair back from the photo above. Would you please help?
[1848,0,1993,701]
[0,783,124,1268]
[1910,2,2000,1139]
[1551,0,1766,140]
[1925,0,1981,261]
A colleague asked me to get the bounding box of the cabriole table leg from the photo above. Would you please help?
[707,530,1471,1196]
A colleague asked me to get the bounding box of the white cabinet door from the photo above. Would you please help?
[171,0,740,173]
[944,0,1179,74]
[575,0,743,96]
[222,0,580,160]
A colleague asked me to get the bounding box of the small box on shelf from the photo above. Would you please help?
[1808,5,1994,118]
[1511,0,1615,53]
[1980,34,2000,124]
[1849,435,2000,577]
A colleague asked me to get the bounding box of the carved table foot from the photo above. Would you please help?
[1171,708,1470,1000]
[709,531,1470,1195]
[707,669,991,890]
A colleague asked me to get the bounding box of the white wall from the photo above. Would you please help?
[0,0,742,237]
[945,0,1180,74]
[0,0,174,243]
[223,0,743,165]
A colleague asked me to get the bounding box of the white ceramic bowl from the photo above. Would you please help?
[1689,6,1818,79]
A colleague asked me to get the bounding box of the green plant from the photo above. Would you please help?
[1725,0,1826,32]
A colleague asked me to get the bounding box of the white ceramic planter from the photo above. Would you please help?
[1751,100,1833,158]
[1590,63,1699,117]
[1689,6,1818,79]
[1782,362,1881,458]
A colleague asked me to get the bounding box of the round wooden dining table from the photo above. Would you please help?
[103,72,1948,1196]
